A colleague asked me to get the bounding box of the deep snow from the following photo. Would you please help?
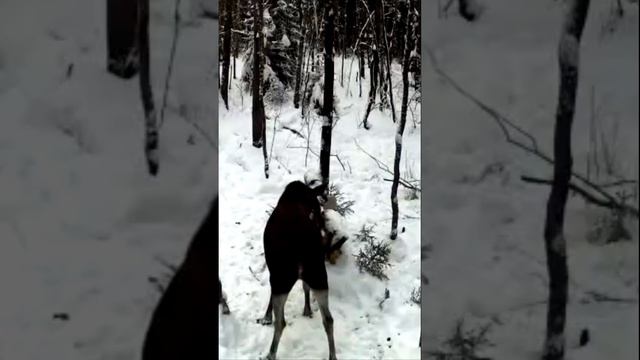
[421,1,638,359]
[218,55,422,358]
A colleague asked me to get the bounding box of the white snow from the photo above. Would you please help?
[0,0,218,359]
[281,34,291,48]
[422,0,638,359]
[219,56,421,358]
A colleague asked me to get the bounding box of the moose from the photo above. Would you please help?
[257,180,338,360]
[141,197,228,360]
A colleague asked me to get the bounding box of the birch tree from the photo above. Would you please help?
[390,0,414,240]
[319,0,335,196]
[542,0,591,359]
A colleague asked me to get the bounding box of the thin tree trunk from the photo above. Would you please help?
[137,0,159,176]
[381,0,397,123]
[107,0,140,78]
[293,0,306,109]
[221,0,232,109]
[391,0,413,240]
[320,0,335,197]
[363,49,378,129]
[341,52,345,87]
[252,0,266,148]
[542,0,590,359]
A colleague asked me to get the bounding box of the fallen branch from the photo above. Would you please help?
[521,175,639,217]
[425,45,638,218]
[355,139,421,192]
[582,290,638,304]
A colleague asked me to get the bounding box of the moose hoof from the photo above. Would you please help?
[257,316,273,326]
[303,308,313,318]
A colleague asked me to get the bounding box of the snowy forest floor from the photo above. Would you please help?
[0,0,220,359]
[218,57,422,358]
[422,1,638,360]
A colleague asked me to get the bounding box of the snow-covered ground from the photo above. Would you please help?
[422,1,639,359]
[0,0,219,359]
[218,57,422,358]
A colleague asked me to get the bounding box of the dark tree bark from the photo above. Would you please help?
[293,0,306,109]
[391,0,413,240]
[542,0,590,359]
[359,49,366,80]
[381,9,397,123]
[221,0,233,109]
[346,0,357,50]
[252,0,266,148]
[137,0,159,176]
[320,0,335,197]
[107,0,139,78]
[362,48,378,129]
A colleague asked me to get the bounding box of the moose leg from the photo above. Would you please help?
[219,279,230,314]
[313,289,337,360]
[263,293,289,360]
[303,282,312,318]
[257,293,273,325]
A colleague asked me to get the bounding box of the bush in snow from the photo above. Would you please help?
[354,226,392,280]
[328,183,355,217]
[426,319,494,360]
[587,193,633,245]
[355,223,376,243]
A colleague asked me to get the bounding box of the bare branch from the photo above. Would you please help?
[281,125,305,139]
[383,178,421,192]
[425,45,638,217]
[287,146,347,171]
[521,175,639,217]
[354,139,421,192]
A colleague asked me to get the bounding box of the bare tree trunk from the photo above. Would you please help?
[320,0,335,197]
[359,49,366,80]
[381,0,397,123]
[107,0,140,78]
[252,0,266,148]
[363,49,378,129]
[221,0,232,109]
[542,0,590,359]
[137,0,159,176]
[293,0,306,109]
[391,0,413,240]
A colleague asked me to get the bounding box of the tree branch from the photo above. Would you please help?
[354,139,421,192]
[425,45,638,218]
[521,175,639,217]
